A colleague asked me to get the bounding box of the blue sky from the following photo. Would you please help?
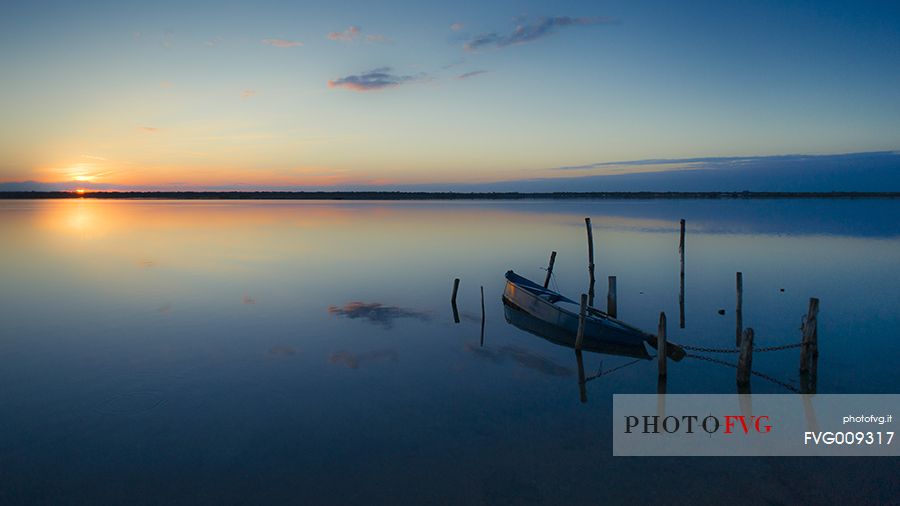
[1,0,899,190]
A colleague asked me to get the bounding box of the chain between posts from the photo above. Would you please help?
[685,353,800,393]
[584,358,644,382]
[680,342,802,354]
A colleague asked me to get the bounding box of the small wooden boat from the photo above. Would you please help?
[504,302,651,359]
[502,270,684,360]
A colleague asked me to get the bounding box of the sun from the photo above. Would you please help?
[75,189,86,195]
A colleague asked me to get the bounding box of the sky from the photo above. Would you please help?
[1,0,899,191]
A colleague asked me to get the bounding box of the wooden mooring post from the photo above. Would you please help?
[736,272,743,347]
[607,276,617,318]
[657,376,666,416]
[575,350,588,403]
[737,328,754,386]
[480,285,486,346]
[800,298,820,374]
[585,218,596,307]
[679,219,685,329]
[575,294,588,350]
[657,312,667,377]
[543,251,557,289]
[451,278,460,324]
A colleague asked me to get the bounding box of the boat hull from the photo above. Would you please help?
[502,271,650,348]
[503,301,650,358]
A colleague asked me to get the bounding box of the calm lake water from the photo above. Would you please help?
[1,198,899,505]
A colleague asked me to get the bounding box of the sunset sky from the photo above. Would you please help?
[2,0,899,190]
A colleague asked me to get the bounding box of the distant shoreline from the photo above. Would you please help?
[1,191,899,200]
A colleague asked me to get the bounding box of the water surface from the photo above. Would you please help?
[1,199,899,504]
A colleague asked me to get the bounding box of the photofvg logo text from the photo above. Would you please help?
[613,394,900,456]
[625,414,771,435]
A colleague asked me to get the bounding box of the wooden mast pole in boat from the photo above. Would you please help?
[543,251,557,289]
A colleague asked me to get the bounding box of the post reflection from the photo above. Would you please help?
[502,302,650,403]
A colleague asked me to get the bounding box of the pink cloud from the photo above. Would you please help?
[138,126,159,133]
[262,38,303,48]
[450,23,464,31]
[241,89,256,99]
[327,26,361,42]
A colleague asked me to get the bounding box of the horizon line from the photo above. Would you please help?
[3,190,900,201]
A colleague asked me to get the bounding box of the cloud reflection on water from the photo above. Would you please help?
[465,343,572,377]
[329,349,398,369]
[328,302,430,329]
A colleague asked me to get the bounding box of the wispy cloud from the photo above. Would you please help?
[457,70,489,80]
[159,81,174,89]
[550,156,746,172]
[450,22,464,32]
[327,25,361,42]
[327,26,386,43]
[262,38,303,48]
[205,36,224,47]
[441,58,466,70]
[328,67,423,92]
[162,31,175,49]
[524,152,900,191]
[138,126,159,133]
[241,89,256,99]
[464,16,614,51]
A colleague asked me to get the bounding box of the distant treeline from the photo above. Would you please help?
[2,191,900,200]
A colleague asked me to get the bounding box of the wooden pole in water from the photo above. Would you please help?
[575,294,588,350]
[736,272,743,347]
[657,312,667,378]
[480,285,486,346]
[808,326,819,393]
[800,298,819,374]
[585,218,596,307]
[607,276,617,318]
[451,278,460,324]
[737,328,754,386]
[657,376,666,416]
[679,219,685,329]
[543,251,557,289]
[575,350,587,403]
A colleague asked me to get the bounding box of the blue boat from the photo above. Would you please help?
[502,270,683,360]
